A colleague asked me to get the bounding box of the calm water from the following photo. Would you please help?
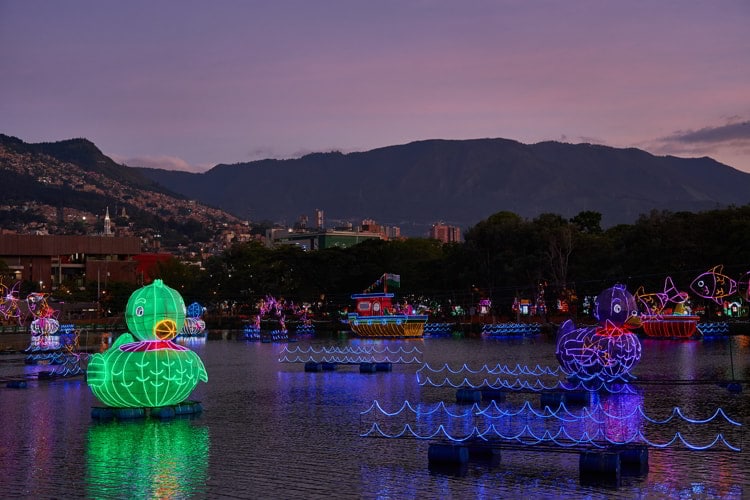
[0,331,748,499]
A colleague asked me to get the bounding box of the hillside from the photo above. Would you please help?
[135,138,750,234]
[0,134,241,243]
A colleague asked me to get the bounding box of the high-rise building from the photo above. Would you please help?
[429,223,462,243]
[315,209,324,230]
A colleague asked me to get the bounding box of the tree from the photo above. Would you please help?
[570,211,602,234]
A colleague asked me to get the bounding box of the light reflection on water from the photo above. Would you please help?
[0,332,747,498]
[86,419,209,499]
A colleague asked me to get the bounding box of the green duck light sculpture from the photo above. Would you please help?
[87,279,208,408]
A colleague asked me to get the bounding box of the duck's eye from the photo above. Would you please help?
[136,306,145,317]
[613,304,622,314]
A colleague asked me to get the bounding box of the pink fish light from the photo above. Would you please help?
[690,265,738,305]
[635,277,689,318]
[556,284,642,382]
[638,277,699,338]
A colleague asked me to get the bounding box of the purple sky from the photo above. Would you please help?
[2,1,749,173]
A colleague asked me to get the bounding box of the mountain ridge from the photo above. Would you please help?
[134,138,750,234]
[0,134,240,244]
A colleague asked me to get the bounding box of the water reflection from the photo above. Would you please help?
[86,419,209,499]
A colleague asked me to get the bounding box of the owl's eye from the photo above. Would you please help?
[136,306,145,317]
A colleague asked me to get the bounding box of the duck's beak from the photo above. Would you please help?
[624,314,641,329]
[154,319,178,340]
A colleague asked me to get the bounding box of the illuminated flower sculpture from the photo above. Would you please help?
[556,284,642,382]
[87,280,208,408]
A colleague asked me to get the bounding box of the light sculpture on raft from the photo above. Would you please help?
[86,279,208,408]
[636,277,700,338]
[180,301,207,337]
[27,292,63,350]
[555,284,642,382]
[0,281,23,323]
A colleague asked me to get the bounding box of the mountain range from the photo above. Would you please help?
[3,133,750,238]
[135,138,750,234]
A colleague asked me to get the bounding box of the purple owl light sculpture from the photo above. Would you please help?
[556,284,642,382]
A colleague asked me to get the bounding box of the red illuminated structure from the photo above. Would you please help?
[636,277,699,339]
[641,314,700,339]
[347,274,427,337]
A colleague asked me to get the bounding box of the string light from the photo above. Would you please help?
[415,362,638,394]
[282,345,422,355]
[360,400,742,451]
[279,355,422,364]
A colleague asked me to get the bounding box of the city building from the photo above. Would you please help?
[429,222,462,243]
[0,234,142,290]
[267,228,384,250]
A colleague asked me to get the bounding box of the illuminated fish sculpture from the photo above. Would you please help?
[690,265,737,305]
[635,277,689,317]
[556,284,642,381]
[87,279,208,408]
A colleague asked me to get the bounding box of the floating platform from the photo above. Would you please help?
[91,400,203,421]
[427,440,648,486]
[304,361,393,373]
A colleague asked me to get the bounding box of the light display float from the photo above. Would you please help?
[180,301,207,337]
[294,307,315,337]
[347,274,427,337]
[26,292,61,350]
[636,277,700,338]
[0,281,23,323]
[242,295,289,341]
[87,279,208,408]
[556,284,642,382]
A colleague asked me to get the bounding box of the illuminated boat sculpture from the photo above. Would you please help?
[636,277,699,339]
[87,279,208,408]
[347,274,427,338]
[640,313,700,339]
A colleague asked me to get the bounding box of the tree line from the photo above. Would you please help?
[149,205,750,319]
[8,205,748,320]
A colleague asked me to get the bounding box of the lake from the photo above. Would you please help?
[0,330,748,499]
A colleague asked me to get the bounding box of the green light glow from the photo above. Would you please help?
[86,419,209,499]
[126,279,186,341]
[87,280,207,408]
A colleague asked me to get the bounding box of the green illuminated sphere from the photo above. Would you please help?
[126,279,186,341]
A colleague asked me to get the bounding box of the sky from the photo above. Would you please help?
[1,1,749,173]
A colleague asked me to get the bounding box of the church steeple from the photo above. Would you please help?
[104,206,112,236]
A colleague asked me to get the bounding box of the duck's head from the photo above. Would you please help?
[125,279,186,341]
[593,284,641,329]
